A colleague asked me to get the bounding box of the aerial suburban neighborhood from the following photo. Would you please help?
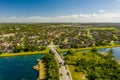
[1,0,120,80]
[0,23,120,53]
[0,23,120,80]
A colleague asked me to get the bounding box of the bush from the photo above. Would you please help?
[90,48,97,53]
[0,51,2,54]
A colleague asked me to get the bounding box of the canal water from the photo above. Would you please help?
[0,54,43,80]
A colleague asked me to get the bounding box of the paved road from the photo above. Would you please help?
[49,42,72,80]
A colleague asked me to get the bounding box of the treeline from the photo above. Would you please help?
[42,53,60,80]
[64,49,120,80]
[13,45,46,53]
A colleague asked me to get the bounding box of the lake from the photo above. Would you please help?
[98,47,120,60]
[0,54,43,80]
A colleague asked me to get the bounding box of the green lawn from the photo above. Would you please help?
[68,65,87,80]
[0,47,49,57]
[56,44,120,52]
[88,27,117,31]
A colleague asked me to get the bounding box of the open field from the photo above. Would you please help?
[68,65,87,80]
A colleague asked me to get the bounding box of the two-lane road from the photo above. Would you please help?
[49,43,72,80]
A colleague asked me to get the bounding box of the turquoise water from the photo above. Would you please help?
[0,54,43,80]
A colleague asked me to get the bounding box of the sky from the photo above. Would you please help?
[0,0,120,22]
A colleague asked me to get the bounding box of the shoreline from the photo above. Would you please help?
[0,45,120,57]
[0,50,48,57]
[33,59,46,80]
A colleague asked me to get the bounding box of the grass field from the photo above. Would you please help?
[56,44,120,52]
[88,27,117,31]
[68,65,87,80]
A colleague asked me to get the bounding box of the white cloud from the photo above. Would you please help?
[28,16,41,19]
[99,9,106,13]
[1,12,120,23]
